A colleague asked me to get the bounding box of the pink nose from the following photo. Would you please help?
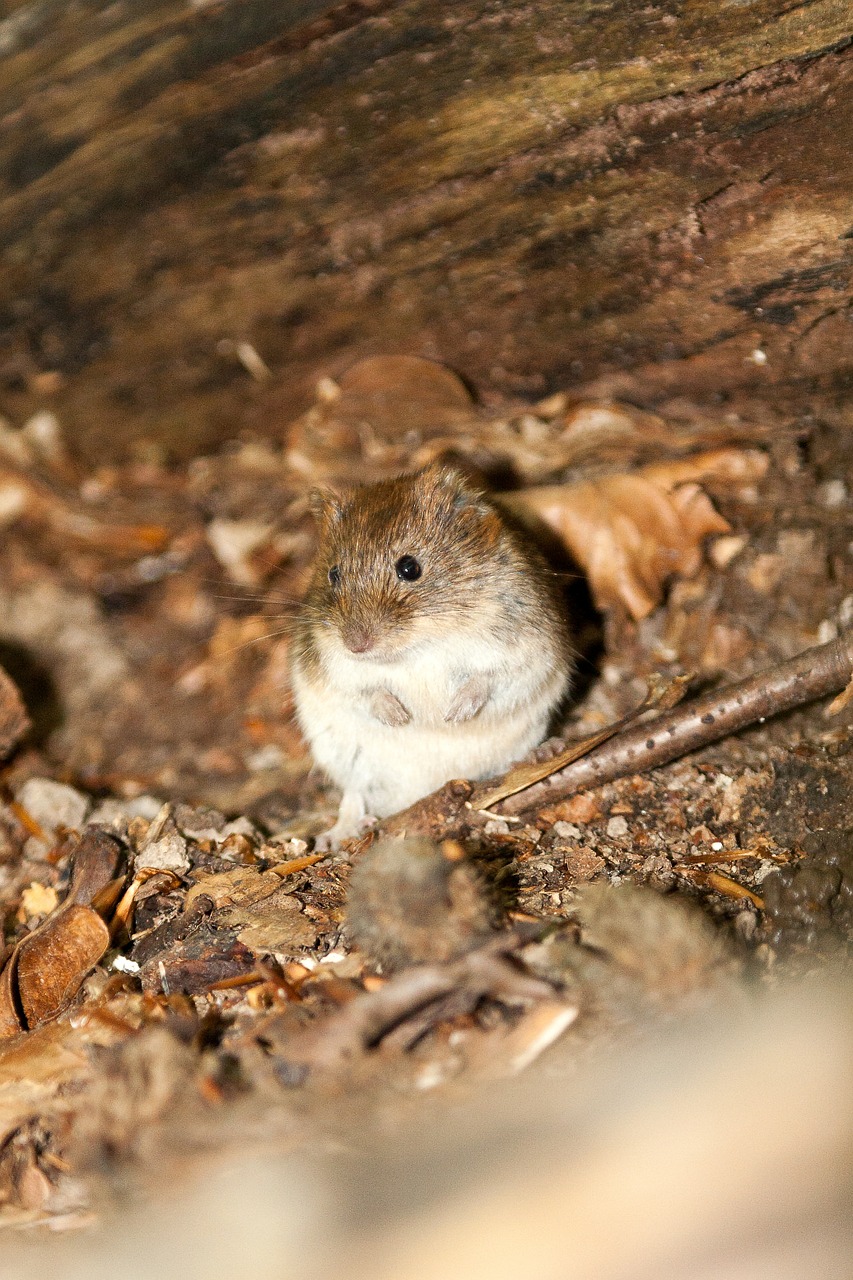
[345,628,374,654]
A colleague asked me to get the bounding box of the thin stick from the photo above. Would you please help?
[381,632,853,840]
[472,674,689,810]
[499,631,853,816]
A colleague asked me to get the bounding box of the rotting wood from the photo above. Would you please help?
[1,2,852,461]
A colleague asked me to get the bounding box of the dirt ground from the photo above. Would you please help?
[0,351,850,1265]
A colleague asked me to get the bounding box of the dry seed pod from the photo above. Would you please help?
[345,837,498,971]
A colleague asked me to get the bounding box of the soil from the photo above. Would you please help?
[0,359,849,1245]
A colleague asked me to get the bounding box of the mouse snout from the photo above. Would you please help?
[342,624,376,654]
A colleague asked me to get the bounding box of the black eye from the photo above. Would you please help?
[328,565,341,588]
[395,555,422,582]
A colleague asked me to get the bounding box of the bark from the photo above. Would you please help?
[0,0,851,462]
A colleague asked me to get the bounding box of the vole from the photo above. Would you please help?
[291,463,573,845]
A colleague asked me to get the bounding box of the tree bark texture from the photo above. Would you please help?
[1,0,851,461]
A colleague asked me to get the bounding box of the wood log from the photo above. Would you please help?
[0,0,851,461]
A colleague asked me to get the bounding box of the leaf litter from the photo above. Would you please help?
[0,356,848,1238]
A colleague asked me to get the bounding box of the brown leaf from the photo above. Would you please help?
[223,888,318,955]
[14,906,109,1031]
[826,673,853,718]
[184,866,284,913]
[337,355,473,419]
[67,827,126,906]
[508,453,752,619]
[286,356,473,483]
[0,956,23,1038]
[139,929,256,995]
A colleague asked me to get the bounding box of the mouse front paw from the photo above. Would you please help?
[444,673,491,724]
[314,790,377,851]
[367,688,411,727]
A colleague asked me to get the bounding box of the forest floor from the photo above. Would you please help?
[0,354,849,1264]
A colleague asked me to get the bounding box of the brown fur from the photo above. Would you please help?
[295,463,570,677]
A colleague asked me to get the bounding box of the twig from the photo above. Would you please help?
[499,631,853,816]
[301,932,553,1068]
[471,674,689,809]
[383,632,853,837]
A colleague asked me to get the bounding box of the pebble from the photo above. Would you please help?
[15,777,90,834]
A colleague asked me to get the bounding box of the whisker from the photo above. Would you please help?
[211,624,298,659]
[209,592,301,608]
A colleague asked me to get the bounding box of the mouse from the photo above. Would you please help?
[291,462,573,846]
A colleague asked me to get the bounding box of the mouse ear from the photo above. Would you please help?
[418,461,492,515]
[309,487,343,527]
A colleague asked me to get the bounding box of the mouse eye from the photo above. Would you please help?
[395,555,422,582]
[328,565,341,588]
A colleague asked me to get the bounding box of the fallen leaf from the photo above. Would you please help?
[67,827,126,906]
[0,664,30,759]
[15,906,110,1030]
[0,956,22,1037]
[506,453,751,618]
[138,930,257,995]
[184,866,284,913]
[826,673,853,718]
[223,888,318,955]
[285,356,473,483]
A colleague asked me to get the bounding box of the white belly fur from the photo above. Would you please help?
[292,630,570,817]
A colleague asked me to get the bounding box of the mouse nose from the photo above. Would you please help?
[344,626,375,654]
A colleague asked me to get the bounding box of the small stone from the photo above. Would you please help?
[87,799,132,833]
[173,804,227,840]
[606,816,630,838]
[245,744,285,772]
[15,777,90,835]
[219,816,258,841]
[135,831,190,874]
[817,619,838,644]
[22,410,64,462]
[134,803,190,873]
[819,479,847,509]
[553,822,582,839]
[124,795,166,820]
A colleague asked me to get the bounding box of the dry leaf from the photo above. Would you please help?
[16,906,110,1029]
[0,664,30,759]
[67,827,126,906]
[0,958,22,1037]
[184,866,284,913]
[228,890,318,954]
[506,451,765,619]
[825,673,853,718]
[0,905,110,1037]
[286,355,473,483]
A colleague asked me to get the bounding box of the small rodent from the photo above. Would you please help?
[291,463,573,844]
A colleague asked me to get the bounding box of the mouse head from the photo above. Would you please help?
[303,463,509,659]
